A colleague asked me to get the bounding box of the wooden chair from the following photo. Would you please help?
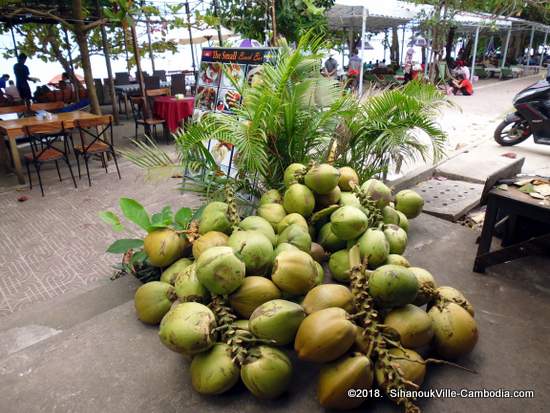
[23,121,77,196]
[115,72,131,85]
[144,75,160,90]
[170,73,186,95]
[31,101,65,112]
[129,96,166,141]
[74,115,121,186]
[153,70,167,82]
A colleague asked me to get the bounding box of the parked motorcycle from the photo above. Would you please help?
[494,67,550,146]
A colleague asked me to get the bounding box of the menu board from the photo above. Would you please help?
[195,47,276,114]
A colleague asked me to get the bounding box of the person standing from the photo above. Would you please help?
[347,49,362,91]
[323,54,338,79]
[13,53,38,108]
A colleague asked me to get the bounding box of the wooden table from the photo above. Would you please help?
[0,111,102,184]
[473,186,550,273]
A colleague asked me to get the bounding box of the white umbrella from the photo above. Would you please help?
[173,27,235,45]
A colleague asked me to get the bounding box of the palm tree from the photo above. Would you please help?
[121,34,450,200]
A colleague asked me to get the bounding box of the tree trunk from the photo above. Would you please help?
[72,0,101,114]
[445,26,456,66]
[391,27,399,64]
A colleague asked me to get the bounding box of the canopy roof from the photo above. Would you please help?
[328,0,519,33]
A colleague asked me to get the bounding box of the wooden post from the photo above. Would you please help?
[130,22,150,118]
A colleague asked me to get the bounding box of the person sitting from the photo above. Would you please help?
[452,61,470,81]
[5,80,21,102]
[451,74,473,95]
[378,59,387,68]
[366,61,373,70]
[0,74,10,91]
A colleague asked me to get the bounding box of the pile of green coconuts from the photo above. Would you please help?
[132,162,478,412]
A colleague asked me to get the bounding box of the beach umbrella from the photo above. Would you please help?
[237,39,262,48]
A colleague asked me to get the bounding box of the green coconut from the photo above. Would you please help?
[160,258,194,285]
[227,230,274,275]
[396,210,410,232]
[432,286,474,316]
[304,164,341,194]
[229,276,282,318]
[328,249,351,283]
[339,191,361,208]
[283,183,316,218]
[337,167,360,191]
[395,189,424,219]
[384,304,434,349]
[361,179,392,209]
[410,267,437,306]
[368,265,418,308]
[277,224,312,253]
[198,201,232,235]
[271,250,318,295]
[382,206,400,225]
[249,299,305,345]
[318,353,373,410]
[330,206,369,241]
[277,212,309,234]
[134,281,176,325]
[143,228,186,267]
[284,163,306,187]
[357,228,390,269]
[302,284,354,314]
[383,224,408,255]
[241,346,293,399]
[174,263,210,303]
[317,223,347,252]
[294,307,356,363]
[375,348,426,391]
[429,302,478,359]
[385,254,411,267]
[190,343,240,394]
[316,186,342,208]
[257,203,287,230]
[158,302,217,355]
[273,242,300,258]
[260,189,283,205]
[314,261,325,285]
[192,231,229,259]
[310,242,326,263]
[239,215,277,245]
[195,246,246,295]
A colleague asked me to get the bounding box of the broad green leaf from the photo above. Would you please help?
[106,238,144,254]
[98,211,124,232]
[119,198,151,232]
[131,250,148,266]
[175,207,192,227]
[151,206,174,228]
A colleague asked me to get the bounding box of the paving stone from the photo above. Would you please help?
[414,178,485,221]
[435,151,524,184]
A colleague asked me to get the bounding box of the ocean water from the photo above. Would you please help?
[0,26,426,94]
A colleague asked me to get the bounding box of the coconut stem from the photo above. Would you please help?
[348,245,421,413]
[224,182,241,230]
[352,186,383,227]
[208,295,272,367]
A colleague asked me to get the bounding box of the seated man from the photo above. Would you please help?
[5,80,21,102]
[451,74,473,96]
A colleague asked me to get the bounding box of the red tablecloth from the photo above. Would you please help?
[153,96,194,132]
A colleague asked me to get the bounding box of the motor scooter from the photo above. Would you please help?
[494,66,550,146]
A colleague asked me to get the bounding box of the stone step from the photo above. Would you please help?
[0,275,141,360]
